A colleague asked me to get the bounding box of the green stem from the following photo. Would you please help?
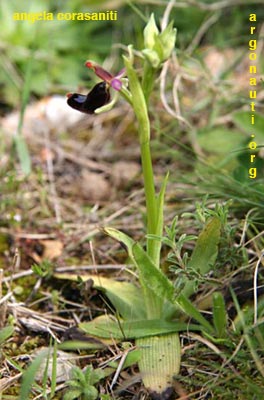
[123,53,157,263]
[124,52,163,318]
[140,139,157,259]
[139,118,163,318]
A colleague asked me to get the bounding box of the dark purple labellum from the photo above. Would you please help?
[67,81,110,114]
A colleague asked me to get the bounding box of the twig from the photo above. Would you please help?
[0,292,13,305]
[253,252,264,324]
[186,12,220,56]
[110,347,131,390]
[2,269,33,283]
[161,0,176,31]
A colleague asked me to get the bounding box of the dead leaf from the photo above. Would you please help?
[39,240,63,260]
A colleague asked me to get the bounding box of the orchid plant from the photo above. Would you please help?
[62,14,223,398]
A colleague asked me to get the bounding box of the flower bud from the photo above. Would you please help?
[157,21,177,62]
[142,15,177,68]
[144,13,159,50]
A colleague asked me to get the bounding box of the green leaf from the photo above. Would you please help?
[151,171,169,267]
[104,228,170,318]
[181,217,221,299]
[14,48,35,175]
[189,217,221,271]
[71,366,86,385]
[121,348,141,368]
[13,135,31,175]
[89,367,104,385]
[58,340,106,351]
[103,227,135,253]
[137,333,180,395]
[50,340,57,397]
[0,325,14,345]
[104,228,175,306]
[54,272,146,320]
[176,294,214,334]
[63,389,82,400]
[132,242,175,302]
[213,291,227,338]
[197,127,245,154]
[19,349,50,400]
[233,111,264,140]
[80,315,200,340]
[84,365,93,383]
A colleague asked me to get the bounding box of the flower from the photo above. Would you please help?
[85,61,125,91]
[66,61,130,115]
[67,81,110,114]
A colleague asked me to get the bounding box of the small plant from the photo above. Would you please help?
[63,365,104,400]
[61,13,225,398]
[19,344,58,400]
[32,259,54,278]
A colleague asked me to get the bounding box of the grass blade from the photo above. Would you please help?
[19,349,49,400]
[213,291,227,338]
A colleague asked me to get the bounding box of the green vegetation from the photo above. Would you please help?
[0,1,263,399]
